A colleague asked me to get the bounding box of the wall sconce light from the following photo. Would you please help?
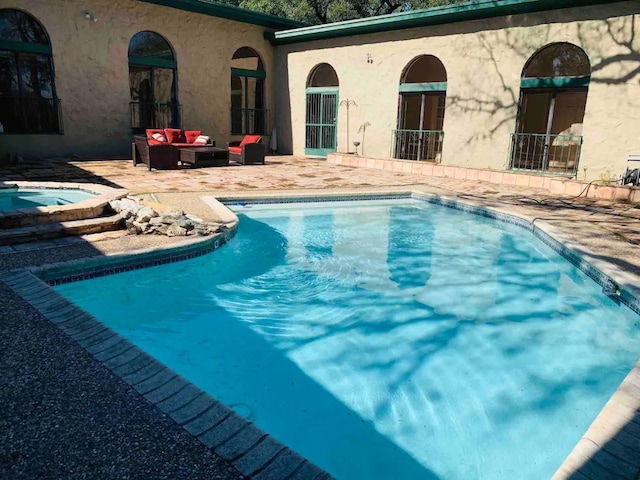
[366,53,373,64]
[84,11,98,22]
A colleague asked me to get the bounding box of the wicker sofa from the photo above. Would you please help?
[132,129,214,170]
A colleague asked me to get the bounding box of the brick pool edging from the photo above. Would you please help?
[3,190,639,479]
[0,198,332,479]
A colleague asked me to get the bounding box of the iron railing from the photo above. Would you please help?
[391,129,444,162]
[508,132,582,175]
[130,102,182,132]
[0,96,63,134]
[231,108,269,135]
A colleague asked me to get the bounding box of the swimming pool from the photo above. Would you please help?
[0,188,95,211]
[55,198,640,479]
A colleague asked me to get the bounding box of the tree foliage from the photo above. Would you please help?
[221,0,464,25]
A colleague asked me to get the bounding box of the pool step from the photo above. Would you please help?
[0,213,123,245]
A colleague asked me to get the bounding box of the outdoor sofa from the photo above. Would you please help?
[132,128,213,170]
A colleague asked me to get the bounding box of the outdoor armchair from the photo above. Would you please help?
[228,135,265,165]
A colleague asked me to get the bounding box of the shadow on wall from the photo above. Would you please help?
[275,50,294,154]
[445,14,640,148]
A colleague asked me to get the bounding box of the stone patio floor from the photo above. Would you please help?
[1,155,640,479]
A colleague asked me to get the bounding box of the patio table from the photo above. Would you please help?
[179,147,229,167]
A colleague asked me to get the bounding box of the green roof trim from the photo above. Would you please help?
[137,0,307,30]
[231,67,266,78]
[399,82,447,93]
[129,56,177,68]
[520,76,591,88]
[0,40,51,54]
[306,86,340,93]
[271,0,623,45]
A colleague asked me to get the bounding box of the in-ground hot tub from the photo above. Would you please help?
[0,187,96,211]
[0,182,129,243]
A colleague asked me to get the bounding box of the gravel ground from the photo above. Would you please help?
[0,282,244,480]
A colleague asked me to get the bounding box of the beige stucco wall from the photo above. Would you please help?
[275,2,640,181]
[0,0,275,159]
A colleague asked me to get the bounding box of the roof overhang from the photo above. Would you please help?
[270,0,626,45]
[137,0,308,30]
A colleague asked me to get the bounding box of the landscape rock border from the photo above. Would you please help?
[110,197,225,237]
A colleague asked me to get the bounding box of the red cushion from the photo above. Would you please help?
[240,135,261,146]
[164,128,185,144]
[184,130,202,144]
[146,129,164,137]
[228,146,242,154]
[148,139,167,146]
[146,129,164,139]
[170,143,198,147]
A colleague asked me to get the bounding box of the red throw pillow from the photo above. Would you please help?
[184,130,202,144]
[146,129,164,139]
[164,128,185,144]
[240,135,261,146]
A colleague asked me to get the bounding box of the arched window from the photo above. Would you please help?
[231,47,266,135]
[511,43,590,175]
[394,55,447,162]
[0,9,60,133]
[128,31,179,131]
[305,63,339,156]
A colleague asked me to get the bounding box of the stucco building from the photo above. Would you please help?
[1,0,639,181]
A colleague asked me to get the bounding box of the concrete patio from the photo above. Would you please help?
[1,155,639,479]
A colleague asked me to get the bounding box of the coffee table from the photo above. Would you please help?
[179,147,229,167]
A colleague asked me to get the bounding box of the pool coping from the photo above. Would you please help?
[2,189,639,479]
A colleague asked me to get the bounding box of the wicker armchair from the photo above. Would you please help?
[228,135,265,165]
[132,135,179,171]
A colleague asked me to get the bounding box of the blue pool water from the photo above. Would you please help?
[55,199,640,479]
[0,188,95,211]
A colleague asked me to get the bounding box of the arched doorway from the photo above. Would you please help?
[128,31,179,131]
[231,47,266,135]
[510,43,590,175]
[393,55,447,162]
[0,8,61,133]
[305,63,339,157]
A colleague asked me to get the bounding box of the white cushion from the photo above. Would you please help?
[193,135,210,145]
[151,133,167,142]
